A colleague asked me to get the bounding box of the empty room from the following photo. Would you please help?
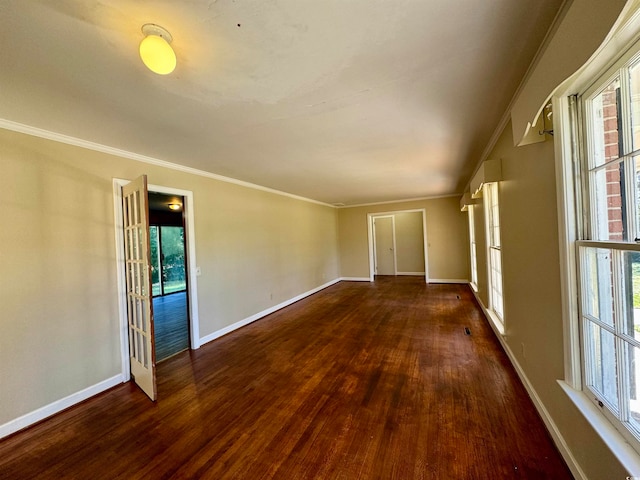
[1,1,640,478]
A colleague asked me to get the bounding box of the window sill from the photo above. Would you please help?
[558,380,640,476]
[486,308,505,335]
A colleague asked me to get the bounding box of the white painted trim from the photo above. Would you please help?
[367,209,429,284]
[553,95,582,389]
[0,119,334,208]
[199,279,341,346]
[396,272,426,276]
[340,193,461,209]
[428,278,468,284]
[340,277,372,282]
[559,381,640,477]
[422,209,430,284]
[154,185,201,349]
[0,375,123,440]
[112,180,131,382]
[469,288,586,480]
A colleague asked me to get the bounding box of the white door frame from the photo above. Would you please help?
[113,179,200,381]
[367,209,429,283]
[372,215,397,276]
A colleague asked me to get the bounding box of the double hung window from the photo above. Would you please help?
[484,182,504,330]
[577,48,640,447]
[468,205,478,289]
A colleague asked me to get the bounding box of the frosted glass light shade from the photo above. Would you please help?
[139,34,176,75]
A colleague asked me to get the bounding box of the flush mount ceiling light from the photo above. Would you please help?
[139,24,176,75]
[168,203,181,211]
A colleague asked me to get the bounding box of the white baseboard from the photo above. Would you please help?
[339,277,371,282]
[470,289,586,480]
[0,374,124,440]
[199,278,341,346]
[396,272,426,276]
[428,278,468,284]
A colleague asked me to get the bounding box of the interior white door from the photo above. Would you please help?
[122,175,157,401]
[374,216,396,275]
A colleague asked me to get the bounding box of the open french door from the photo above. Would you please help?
[122,175,157,401]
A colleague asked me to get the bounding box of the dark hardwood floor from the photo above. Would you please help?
[0,278,573,479]
[154,291,190,362]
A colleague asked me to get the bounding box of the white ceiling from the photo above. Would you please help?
[0,0,564,206]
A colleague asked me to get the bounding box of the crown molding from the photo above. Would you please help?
[340,193,461,209]
[0,118,335,208]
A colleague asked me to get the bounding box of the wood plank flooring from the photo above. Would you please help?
[0,278,573,479]
[154,291,190,362]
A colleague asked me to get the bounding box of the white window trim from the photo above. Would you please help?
[483,182,505,334]
[554,31,640,473]
[468,205,479,292]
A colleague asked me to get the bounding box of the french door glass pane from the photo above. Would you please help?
[590,77,621,169]
[585,320,619,410]
[592,161,627,241]
[582,247,616,327]
[622,250,640,341]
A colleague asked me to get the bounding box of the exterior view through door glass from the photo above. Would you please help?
[122,175,157,401]
[150,226,187,296]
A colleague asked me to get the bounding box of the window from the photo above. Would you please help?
[468,205,478,289]
[484,182,504,331]
[149,225,187,297]
[576,47,640,449]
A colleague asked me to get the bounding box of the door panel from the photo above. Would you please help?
[374,216,396,275]
[122,175,157,401]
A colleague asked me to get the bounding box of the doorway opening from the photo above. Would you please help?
[113,178,200,394]
[149,192,190,362]
[367,209,429,283]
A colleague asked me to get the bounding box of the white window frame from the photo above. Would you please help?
[563,39,640,460]
[484,182,505,333]
[468,205,478,291]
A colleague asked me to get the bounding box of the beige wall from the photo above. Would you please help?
[394,211,425,273]
[469,121,627,479]
[338,197,469,281]
[0,128,339,426]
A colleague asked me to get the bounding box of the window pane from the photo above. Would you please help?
[581,247,615,327]
[489,183,500,247]
[470,243,477,286]
[633,155,640,240]
[160,226,186,294]
[591,161,627,241]
[630,61,640,151]
[150,226,161,296]
[590,77,621,168]
[626,342,640,436]
[623,251,640,341]
[490,247,503,319]
[585,320,619,410]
